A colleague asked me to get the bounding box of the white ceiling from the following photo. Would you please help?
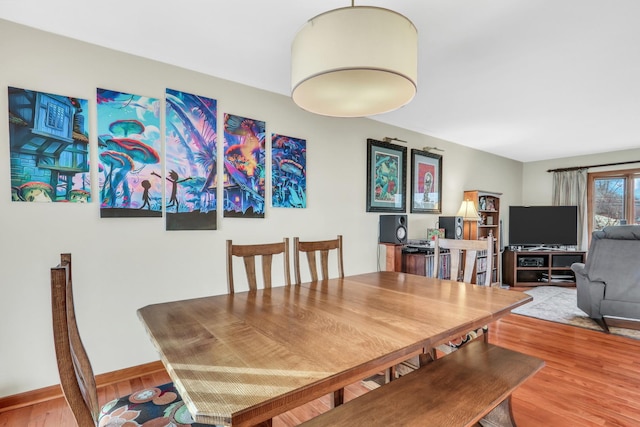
[2,0,639,162]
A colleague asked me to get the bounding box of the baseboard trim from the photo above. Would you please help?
[0,360,165,413]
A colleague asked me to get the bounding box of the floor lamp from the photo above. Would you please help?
[457,199,480,239]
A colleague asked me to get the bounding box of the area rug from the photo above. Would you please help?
[511,286,640,340]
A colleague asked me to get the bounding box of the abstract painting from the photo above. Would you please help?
[165,89,218,230]
[97,88,161,217]
[271,133,306,208]
[8,87,90,202]
[223,114,265,218]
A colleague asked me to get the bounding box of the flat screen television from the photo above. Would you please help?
[509,205,578,248]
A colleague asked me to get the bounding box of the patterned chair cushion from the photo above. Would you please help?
[98,382,222,427]
[438,326,489,354]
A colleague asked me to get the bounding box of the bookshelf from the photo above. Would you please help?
[463,190,502,285]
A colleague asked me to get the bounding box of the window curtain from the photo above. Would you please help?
[552,169,588,250]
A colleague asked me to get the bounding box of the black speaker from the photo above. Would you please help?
[439,216,463,240]
[379,215,408,244]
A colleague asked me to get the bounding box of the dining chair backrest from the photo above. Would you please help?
[434,237,493,286]
[51,253,101,426]
[226,238,291,293]
[293,235,344,285]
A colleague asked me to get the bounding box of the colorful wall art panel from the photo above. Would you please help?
[97,88,161,217]
[164,89,218,230]
[223,114,265,218]
[8,87,91,202]
[271,134,306,208]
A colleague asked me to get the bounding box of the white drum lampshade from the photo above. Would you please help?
[291,6,418,117]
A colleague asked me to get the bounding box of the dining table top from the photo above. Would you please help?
[137,271,532,427]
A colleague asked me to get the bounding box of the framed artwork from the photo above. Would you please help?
[271,133,306,208]
[97,88,161,218]
[8,87,91,203]
[366,138,406,213]
[165,89,218,230]
[410,149,442,213]
[223,113,266,218]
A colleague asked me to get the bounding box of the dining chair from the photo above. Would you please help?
[292,235,344,406]
[433,236,494,349]
[226,238,291,294]
[434,236,493,286]
[293,235,344,285]
[51,253,221,427]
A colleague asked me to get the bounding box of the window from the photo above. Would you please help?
[46,102,66,131]
[588,168,640,233]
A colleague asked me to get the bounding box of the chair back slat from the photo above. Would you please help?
[294,235,344,285]
[261,254,274,288]
[227,239,291,293]
[242,255,258,290]
[434,237,493,286]
[51,253,99,426]
[320,250,330,279]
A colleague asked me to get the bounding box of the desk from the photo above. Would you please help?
[137,271,531,427]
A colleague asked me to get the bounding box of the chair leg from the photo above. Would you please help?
[419,348,437,367]
[593,317,610,333]
[385,366,397,383]
[483,325,490,343]
[331,388,344,407]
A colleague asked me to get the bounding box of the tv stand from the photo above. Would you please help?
[503,249,585,287]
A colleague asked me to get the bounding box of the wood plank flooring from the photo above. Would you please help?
[2,313,640,426]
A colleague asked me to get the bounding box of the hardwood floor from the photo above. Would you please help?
[491,314,640,427]
[2,313,640,426]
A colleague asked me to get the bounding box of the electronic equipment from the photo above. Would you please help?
[379,215,408,244]
[518,257,545,267]
[404,239,433,254]
[438,216,463,240]
[508,206,578,247]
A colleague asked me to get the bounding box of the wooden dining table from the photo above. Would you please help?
[137,271,532,427]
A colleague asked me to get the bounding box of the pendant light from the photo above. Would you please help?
[291,3,418,117]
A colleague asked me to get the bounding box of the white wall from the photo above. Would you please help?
[522,147,640,205]
[515,148,640,251]
[0,19,523,398]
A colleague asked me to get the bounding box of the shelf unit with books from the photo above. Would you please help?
[402,250,451,279]
[463,190,502,285]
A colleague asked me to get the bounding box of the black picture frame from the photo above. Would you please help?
[410,149,442,214]
[366,138,407,213]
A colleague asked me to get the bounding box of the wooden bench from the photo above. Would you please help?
[300,340,544,427]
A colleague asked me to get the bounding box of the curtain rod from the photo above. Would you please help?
[547,159,640,173]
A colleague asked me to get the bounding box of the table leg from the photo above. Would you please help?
[479,396,517,427]
[331,388,344,407]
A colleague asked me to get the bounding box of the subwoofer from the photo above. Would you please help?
[379,215,408,244]
[439,216,463,240]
